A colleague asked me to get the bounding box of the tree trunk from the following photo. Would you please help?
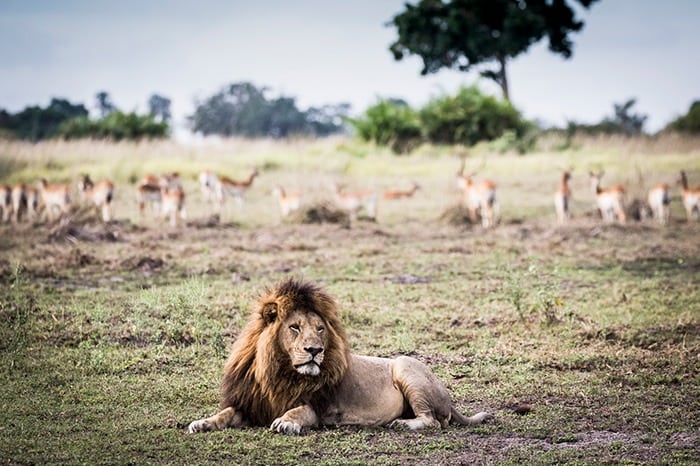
[498,55,510,102]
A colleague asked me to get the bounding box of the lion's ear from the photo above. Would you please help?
[261,302,278,325]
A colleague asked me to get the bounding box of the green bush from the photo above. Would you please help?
[666,101,700,134]
[57,111,169,141]
[351,87,533,154]
[349,99,422,154]
[419,86,527,146]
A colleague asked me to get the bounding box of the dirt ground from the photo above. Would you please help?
[1,206,698,465]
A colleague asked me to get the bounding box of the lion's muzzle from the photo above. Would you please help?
[294,347,324,376]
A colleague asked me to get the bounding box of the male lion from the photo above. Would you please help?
[187,278,491,434]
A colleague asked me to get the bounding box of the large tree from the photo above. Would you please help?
[188,82,349,138]
[388,0,599,101]
[0,98,88,141]
[148,94,172,123]
[95,91,117,118]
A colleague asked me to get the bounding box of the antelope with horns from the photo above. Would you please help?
[588,171,626,224]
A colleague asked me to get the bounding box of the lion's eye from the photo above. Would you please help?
[317,327,325,334]
[289,324,301,334]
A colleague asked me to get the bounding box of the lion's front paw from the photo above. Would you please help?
[270,417,302,435]
[187,419,209,434]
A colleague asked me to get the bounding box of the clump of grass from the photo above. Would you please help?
[287,202,350,226]
[0,264,38,370]
[438,203,476,226]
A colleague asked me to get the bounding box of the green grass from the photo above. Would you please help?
[0,136,699,464]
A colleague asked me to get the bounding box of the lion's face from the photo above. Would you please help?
[278,310,328,376]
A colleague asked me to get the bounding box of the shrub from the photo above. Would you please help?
[419,86,527,146]
[57,111,169,141]
[349,99,422,154]
[666,101,700,134]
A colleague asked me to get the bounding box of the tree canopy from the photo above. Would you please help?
[0,95,169,141]
[565,98,648,136]
[148,94,172,123]
[666,101,700,134]
[188,82,349,138]
[349,86,531,153]
[0,98,88,141]
[388,0,599,101]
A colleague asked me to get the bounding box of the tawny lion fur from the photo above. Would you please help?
[187,278,490,434]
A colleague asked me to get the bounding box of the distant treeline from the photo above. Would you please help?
[0,94,170,142]
[0,84,350,142]
[1,84,698,151]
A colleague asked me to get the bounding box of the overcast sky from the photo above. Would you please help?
[1,0,698,135]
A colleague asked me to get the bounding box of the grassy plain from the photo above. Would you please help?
[0,135,699,465]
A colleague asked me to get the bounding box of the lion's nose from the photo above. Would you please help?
[305,347,323,357]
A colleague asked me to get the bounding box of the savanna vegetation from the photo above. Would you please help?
[0,134,698,465]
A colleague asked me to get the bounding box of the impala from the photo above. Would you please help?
[10,183,39,223]
[136,173,178,218]
[37,179,71,221]
[199,168,258,212]
[1,185,12,222]
[589,171,626,223]
[456,163,498,228]
[333,183,377,220]
[78,174,115,222]
[554,171,572,225]
[647,182,670,225]
[272,185,302,217]
[382,181,420,200]
[161,186,187,227]
[677,170,700,221]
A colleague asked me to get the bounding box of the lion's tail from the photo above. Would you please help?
[450,407,493,426]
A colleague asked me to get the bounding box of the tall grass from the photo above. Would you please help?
[1,134,698,226]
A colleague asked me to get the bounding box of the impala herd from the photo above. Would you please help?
[1,163,698,228]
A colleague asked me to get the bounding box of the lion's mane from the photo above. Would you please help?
[220,278,350,426]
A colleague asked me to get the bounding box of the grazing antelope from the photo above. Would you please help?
[135,173,178,218]
[161,186,187,227]
[647,182,670,225]
[199,168,259,211]
[0,185,11,222]
[382,181,420,200]
[78,174,115,222]
[588,171,626,224]
[333,183,377,220]
[10,183,39,223]
[272,185,302,217]
[37,178,71,222]
[456,161,498,228]
[554,171,572,225]
[677,170,700,221]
